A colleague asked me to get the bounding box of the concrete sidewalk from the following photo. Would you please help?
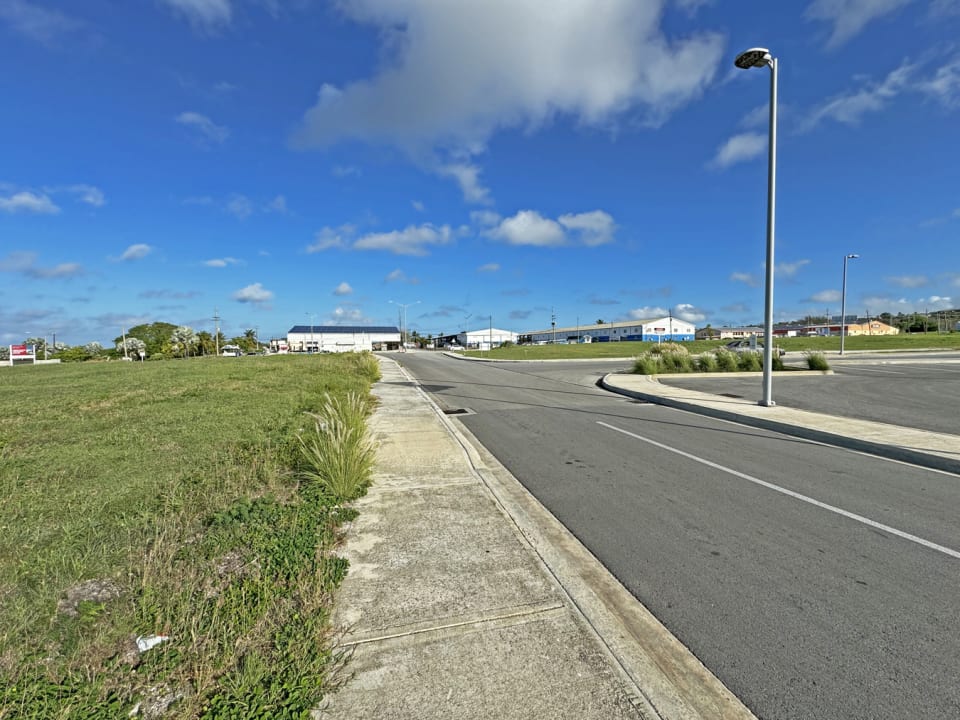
[601,372,960,475]
[317,358,755,720]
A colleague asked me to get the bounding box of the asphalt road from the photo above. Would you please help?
[390,351,960,720]
[659,353,960,435]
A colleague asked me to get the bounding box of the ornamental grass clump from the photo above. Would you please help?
[633,354,663,375]
[805,351,830,371]
[649,342,688,356]
[298,391,375,504]
[660,350,694,373]
[714,348,739,372]
[696,353,718,373]
[737,351,762,372]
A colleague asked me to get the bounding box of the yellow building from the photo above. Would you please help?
[843,320,899,336]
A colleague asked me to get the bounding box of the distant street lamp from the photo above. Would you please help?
[840,254,859,355]
[390,300,420,351]
[735,46,778,407]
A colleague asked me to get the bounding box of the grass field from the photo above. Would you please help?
[0,353,380,718]
[464,332,960,360]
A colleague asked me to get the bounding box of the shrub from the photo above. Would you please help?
[298,391,375,503]
[714,348,739,372]
[696,353,718,373]
[633,354,663,375]
[649,342,688,356]
[660,350,694,373]
[770,354,785,371]
[737,351,762,372]
[805,351,830,371]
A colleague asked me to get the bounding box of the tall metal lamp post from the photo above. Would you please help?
[840,254,859,355]
[390,300,420,351]
[735,46,778,407]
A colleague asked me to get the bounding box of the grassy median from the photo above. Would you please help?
[0,353,380,718]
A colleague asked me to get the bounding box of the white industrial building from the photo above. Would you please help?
[437,328,518,350]
[520,317,695,344]
[285,325,401,352]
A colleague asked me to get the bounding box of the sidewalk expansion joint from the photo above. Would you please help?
[364,479,477,493]
[340,601,565,648]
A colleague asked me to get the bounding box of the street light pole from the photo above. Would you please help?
[735,47,778,407]
[389,300,420,351]
[840,254,859,356]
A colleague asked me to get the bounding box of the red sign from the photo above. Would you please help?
[11,344,30,357]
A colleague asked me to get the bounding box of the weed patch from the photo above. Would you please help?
[0,355,378,718]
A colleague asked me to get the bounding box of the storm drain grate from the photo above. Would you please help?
[443,408,475,416]
[719,393,743,398]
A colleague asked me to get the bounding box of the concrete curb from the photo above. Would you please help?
[600,374,960,476]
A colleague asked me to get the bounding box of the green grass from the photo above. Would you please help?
[465,332,959,361]
[0,353,381,718]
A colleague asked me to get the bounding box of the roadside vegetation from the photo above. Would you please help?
[0,352,381,718]
[461,331,959,362]
[632,343,789,375]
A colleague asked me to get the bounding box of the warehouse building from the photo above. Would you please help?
[285,325,401,352]
[519,317,695,344]
[436,327,519,350]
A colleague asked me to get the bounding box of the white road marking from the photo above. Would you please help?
[597,420,960,560]
[841,366,904,375]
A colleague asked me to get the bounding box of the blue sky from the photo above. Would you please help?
[2,0,959,346]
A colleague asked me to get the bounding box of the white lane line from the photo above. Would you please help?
[597,420,960,560]
[840,366,904,375]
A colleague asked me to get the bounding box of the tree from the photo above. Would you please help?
[169,326,198,358]
[196,330,214,356]
[115,322,177,357]
[596,319,605,325]
[116,337,146,358]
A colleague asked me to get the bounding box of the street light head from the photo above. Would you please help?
[847,253,860,259]
[734,47,772,69]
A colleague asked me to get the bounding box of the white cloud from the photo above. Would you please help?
[332,165,361,178]
[710,132,766,168]
[66,184,105,207]
[331,306,367,323]
[334,281,353,295]
[471,209,501,227]
[487,210,565,247]
[558,210,616,246]
[806,0,913,48]
[0,251,82,278]
[673,303,708,322]
[354,223,454,256]
[307,225,354,253]
[385,269,420,284]
[486,209,616,247]
[730,271,759,287]
[294,0,724,155]
[776,259,811,277]
[176,111,229,143]
[0,191,60,214]
[886,275,928,288]
[437,163,491,205]
[807,289,842,303]
[918,56,960,108]
[233,282,273,305]
[861,294,953,313]
[204,257,241,267]
[478,263,500,273]
[265,195,288,213]
[412,200,425,212]
[120,244,153,261]
[226,195,253,220]
[161,0,232,30]
[802,60,916,130]
[0,0,82,45]
[628,306,669,319]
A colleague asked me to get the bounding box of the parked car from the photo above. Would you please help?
[723,339,785,357]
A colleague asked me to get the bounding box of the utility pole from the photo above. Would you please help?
[551,308,556,345]
[121,327,129,359]
[489,315,493,353]
[212,308,221,356]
